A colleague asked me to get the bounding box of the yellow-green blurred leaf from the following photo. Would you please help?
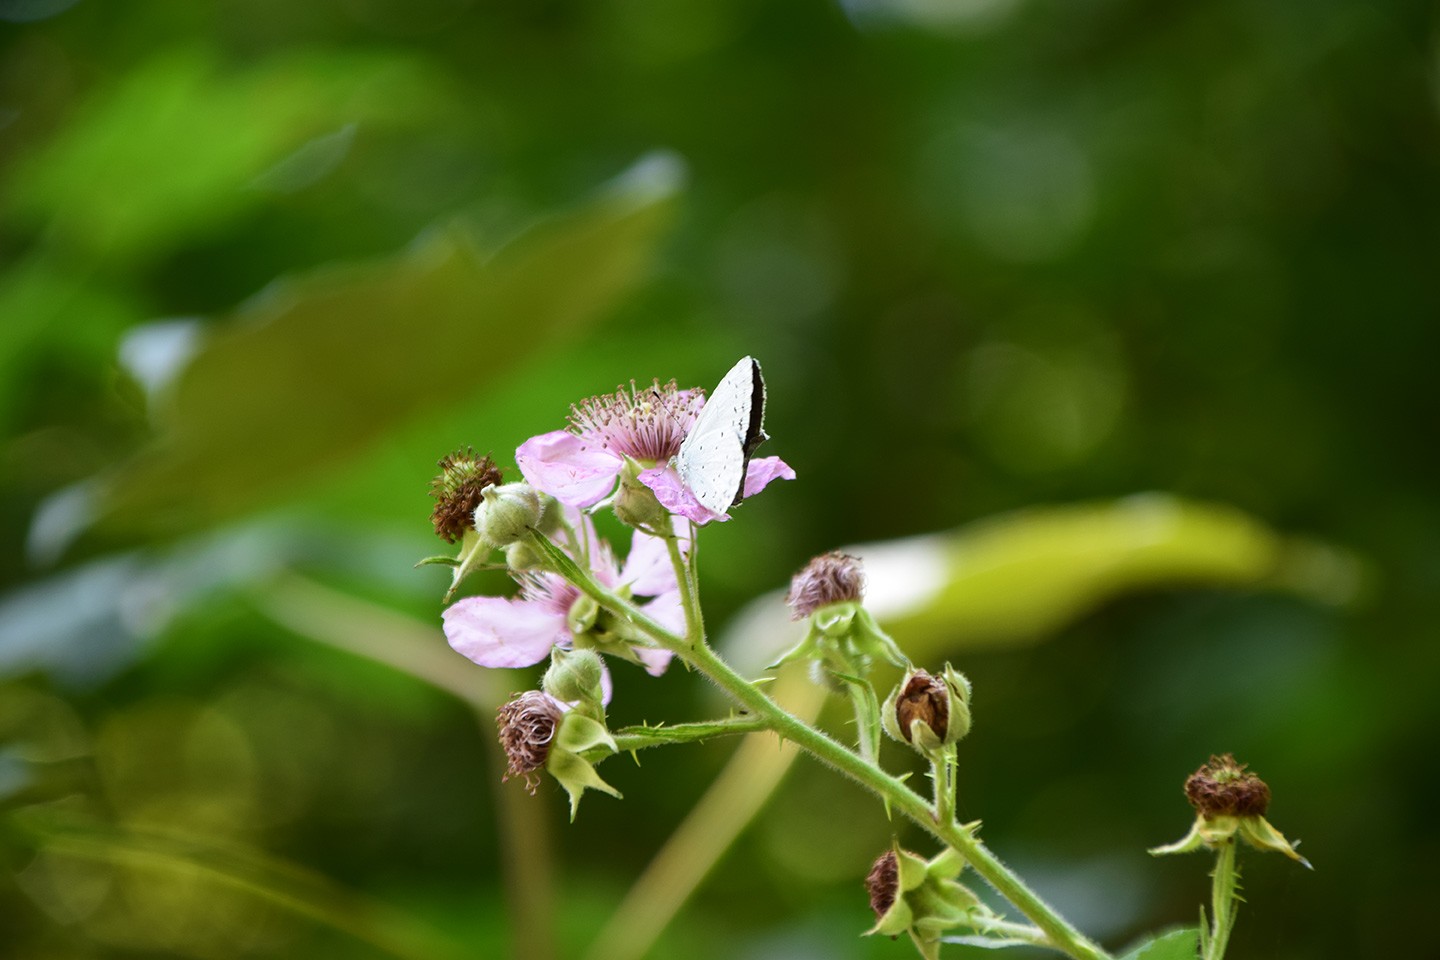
[874,495,1362,658]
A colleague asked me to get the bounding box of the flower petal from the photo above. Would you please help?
[741,456,796,498]
[639,464,727,525]
[633,644,676,677]
[516,430,623,507]
[622,527,687,597]
[443,596,568,668]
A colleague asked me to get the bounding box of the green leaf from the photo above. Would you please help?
[1119,926,1200,960]
[6,48,448,263]
[89,158,680,539]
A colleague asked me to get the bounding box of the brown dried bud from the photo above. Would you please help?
[895,671,949,744]
[866,850,899,920]
[496,691,564,793]
[786,551,865,619]
[430,447,503,542]
[1185,753,1272,819]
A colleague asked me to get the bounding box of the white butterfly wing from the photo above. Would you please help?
[677,357,757,514]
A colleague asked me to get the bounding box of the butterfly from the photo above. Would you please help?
[674,356,769,515]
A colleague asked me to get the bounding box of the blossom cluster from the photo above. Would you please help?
[429,367,794,679]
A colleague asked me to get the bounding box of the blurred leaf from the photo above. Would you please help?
[8,809,466,960]
[87,158,681,539]
[722,495,1362,671]
[1119,927,1200,960]
[0,257,141,431]
[875,494,1363,659]
[5,48,448,262]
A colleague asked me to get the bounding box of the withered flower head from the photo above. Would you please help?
[430,447,503,542]
[1151,753,1309,867]
[1185,753,1272,819]
[496,691,564,794]
[895,671,949,744]
[866,849,899,920]
[786,551,866,620]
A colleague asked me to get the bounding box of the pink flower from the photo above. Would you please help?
[516,377,794,525]
[442,509,683,676]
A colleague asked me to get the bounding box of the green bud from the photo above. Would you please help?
[543,648,606,709]
[566,593,601,637]
[612,458,669,530]
[474,482,542,547]
[505,537,546,571]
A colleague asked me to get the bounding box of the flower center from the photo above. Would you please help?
[568,379,704,463]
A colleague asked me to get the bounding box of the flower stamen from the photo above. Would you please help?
[567,379,704,464]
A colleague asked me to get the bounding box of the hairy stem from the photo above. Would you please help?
[845,679,881,763]
[586,717,769,760]
[1205,840,1239,960]
[932,749,956,828]
[529,531,1112,960]
[664,523,705,645]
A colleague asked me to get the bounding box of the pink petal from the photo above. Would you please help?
[516,430,623,507]
[741,456,796,498]
[638,464,727,525]
[442,596,568,668]
[633,645,676,677]
[641,589,687,637]
[622,527,687,597]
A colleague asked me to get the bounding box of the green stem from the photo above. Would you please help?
[845,680,881,763]
[664,523,705,645]
[529,532,1111,960]
[1205,840,1239,960]
[931,748,956,828]
[587,717,769,760]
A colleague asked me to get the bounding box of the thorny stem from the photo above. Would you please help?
[528,531,1113,960]
[1205,840,1239,960]
[584,717,769,761]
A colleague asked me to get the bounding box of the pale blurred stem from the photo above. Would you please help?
[1206,840,1239,960]
[845,680,881,763]
[529,533,1113,960]
[664,519,704,644]
[979,919,1054,947]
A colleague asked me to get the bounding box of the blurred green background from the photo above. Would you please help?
[2,1,1437,958]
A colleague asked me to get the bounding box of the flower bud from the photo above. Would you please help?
[429,447,503,542]
[474,482,542,547]
[505,538,546,571]
[882,664,972,753]
[613,458,669,530]
[543,648,606,708]
[1150,754,1311,868]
